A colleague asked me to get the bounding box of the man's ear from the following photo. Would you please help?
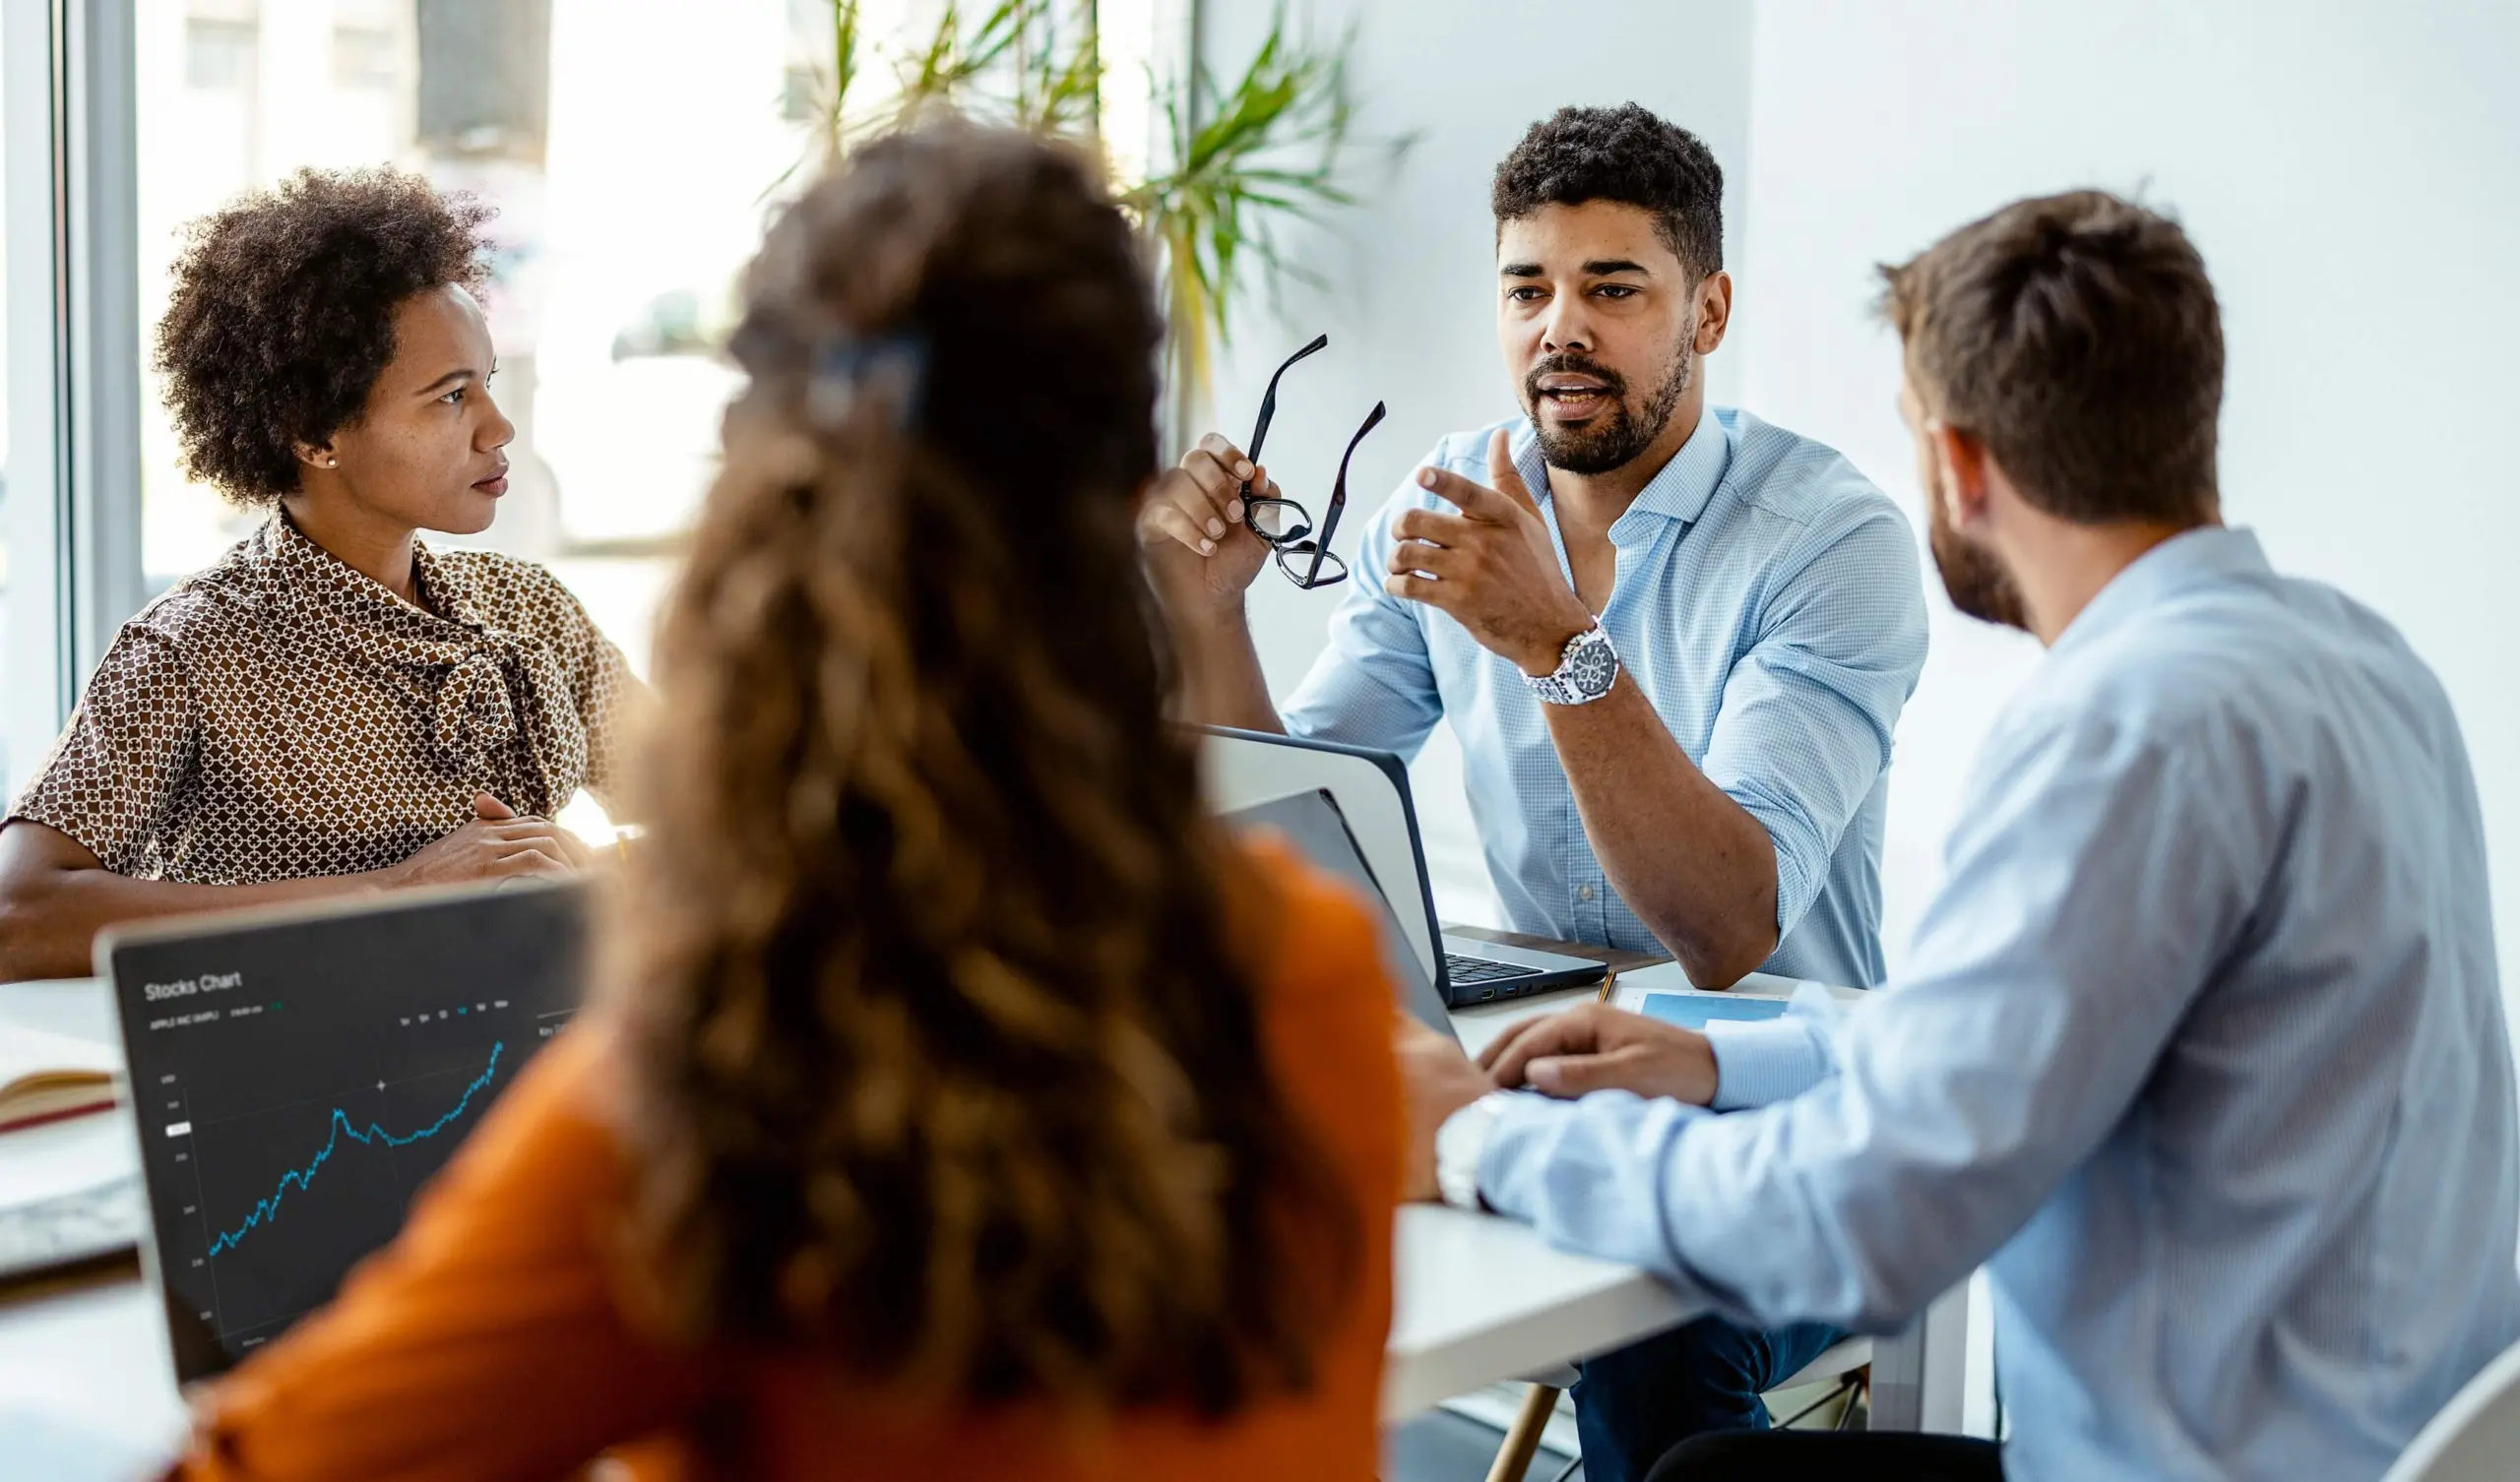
[1929,419,1992,527]
[293,439,339,472]
[1693,270,1733,355]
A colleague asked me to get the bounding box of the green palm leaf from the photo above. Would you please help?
[788,2,1406,426]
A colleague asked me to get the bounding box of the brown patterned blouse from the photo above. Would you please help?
[7,515,641,885]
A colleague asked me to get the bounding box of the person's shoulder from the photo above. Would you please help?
[1424,415,1526,474]
[432,548,597,636]
[1355,417,1522,539]
[1700,410,1920,612]
[1714,407,1904,532]
[1371,415,1530,528]
[410,1016,623,1213]
[1231,834,1404,1181]
[1238,835,1386,990]
[109,532,277,659]
[2074,560,2451,742]
[1233,836,1400,1070]
[2000,569,2367,776]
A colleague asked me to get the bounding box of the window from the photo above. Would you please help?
[184,18,258,93]
[131,1,1168,828]
[0,15,14,791]
[140,1,771,689]
[332,26,402,92]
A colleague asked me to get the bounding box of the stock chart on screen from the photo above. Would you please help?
[107,885,585,1378]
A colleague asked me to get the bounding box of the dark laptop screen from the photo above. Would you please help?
[1225,789,1456,1039]
[104,883,588,1383]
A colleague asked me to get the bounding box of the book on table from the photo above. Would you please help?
[0,1023,119,1133]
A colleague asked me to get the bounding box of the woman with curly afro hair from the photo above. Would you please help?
[0,167,641,979]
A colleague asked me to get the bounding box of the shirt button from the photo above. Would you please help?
[1576,884,1597,902]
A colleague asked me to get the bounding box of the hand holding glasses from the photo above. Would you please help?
[1238,334,1386,590]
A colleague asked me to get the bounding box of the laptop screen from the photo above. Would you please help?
[1225,789,1457,1040]
[103,883,588,1384]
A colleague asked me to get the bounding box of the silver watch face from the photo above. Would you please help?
[1566,630,1618,698]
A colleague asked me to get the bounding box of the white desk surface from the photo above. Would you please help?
[0,972,1777,1452]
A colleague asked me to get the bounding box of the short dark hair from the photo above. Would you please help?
[153,167,493,507]
[1491,103,1724,277]
[1880,190,2224,526]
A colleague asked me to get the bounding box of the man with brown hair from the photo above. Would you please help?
[1400,190,2520,1479]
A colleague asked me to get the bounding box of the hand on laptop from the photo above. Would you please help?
[1480,1003,1719,1106]
[385,792,587,889]
[1138,433,1282,622]
[1387,429,1596,675]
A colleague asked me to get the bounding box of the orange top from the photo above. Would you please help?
[169,841,1401,1482]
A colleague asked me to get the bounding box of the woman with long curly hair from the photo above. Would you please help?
[163,123,1403,1481]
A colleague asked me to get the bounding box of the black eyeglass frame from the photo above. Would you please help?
[1273,400,1386,590]
[1235,334,1384,589]
[1240,333,1328,548]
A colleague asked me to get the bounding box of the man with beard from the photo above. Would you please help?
[1140,104,1929,1473]
[1397,190,2520,1480]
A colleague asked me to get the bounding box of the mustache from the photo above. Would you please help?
[1524,353,1629,404]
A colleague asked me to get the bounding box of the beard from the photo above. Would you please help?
[1523,334,1692,475]
[1925,471,2030,631]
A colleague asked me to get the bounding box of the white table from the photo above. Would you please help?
[0,978,189,1468]
[1409,967,1970,1434]
[1387,977,1708,1418]
[0,971,1954,1457]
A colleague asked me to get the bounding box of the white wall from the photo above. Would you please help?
[1739,0,2520,991]
[1192,1,2520,979]
[1195,0,1754,918]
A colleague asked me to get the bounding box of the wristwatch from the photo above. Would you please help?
[1434,1091,1518,1211]
[1523,621,1620,706]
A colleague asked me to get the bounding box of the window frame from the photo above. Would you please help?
[4,0,146,797]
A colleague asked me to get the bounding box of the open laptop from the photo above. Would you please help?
[97,881,589,1387]
[1202,727,1606,1006]
[1224,789,1458,1041]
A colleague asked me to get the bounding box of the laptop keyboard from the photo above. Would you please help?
[1443,953,1532,985]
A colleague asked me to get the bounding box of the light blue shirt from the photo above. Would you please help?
[1478,527,2520,1480]
[1282,407,1927,986]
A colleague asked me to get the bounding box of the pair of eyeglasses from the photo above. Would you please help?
[1241,333,1386,589]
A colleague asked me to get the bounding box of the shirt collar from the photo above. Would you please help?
[2052,525,2269,652]
[1510,405,1732,540]
[258,513,486,636]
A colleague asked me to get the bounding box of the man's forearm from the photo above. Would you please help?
[1542,677,1779,986]
[0,864,391,981]
[1170,610,1284,734]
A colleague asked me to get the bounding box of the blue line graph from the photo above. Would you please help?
[205,1042,505,1259]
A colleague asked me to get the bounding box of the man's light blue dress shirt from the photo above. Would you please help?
[1478,527,2520,1479]
[1281,407,1928,987]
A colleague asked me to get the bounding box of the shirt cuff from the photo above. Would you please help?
[1434,1091,1514,1209]
[1705,1014,1834,1109]
[1473,1089,1580,1222]
[1475,1087,1719,1280]
[1719,785,1829,945]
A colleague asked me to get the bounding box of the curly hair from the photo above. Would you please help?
[153,167,493,506]
[1492,103,1725,277]
[608,122,1357,1419]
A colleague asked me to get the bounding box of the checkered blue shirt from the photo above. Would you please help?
[1480,528,2520,1478]
[1281,406,1928,987]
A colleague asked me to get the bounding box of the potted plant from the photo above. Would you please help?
[785,1,1400,441]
